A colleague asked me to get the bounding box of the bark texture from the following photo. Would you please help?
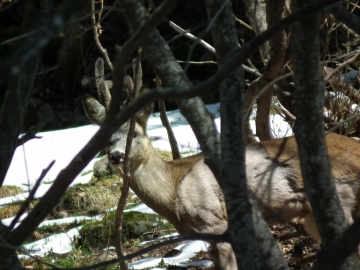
[206,0,288,269]
[291,0,359,268]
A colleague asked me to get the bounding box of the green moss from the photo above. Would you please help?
[79,210,173,250]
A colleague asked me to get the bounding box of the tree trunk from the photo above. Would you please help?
[206,0,288,269]
[291,0,360,268]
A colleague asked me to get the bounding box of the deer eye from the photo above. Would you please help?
[133,131,138,138]
[107,138,119,146]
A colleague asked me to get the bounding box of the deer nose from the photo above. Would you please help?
[109,151,125,165]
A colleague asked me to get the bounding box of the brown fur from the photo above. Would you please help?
[259,133,360,189]
[168,153,204,185]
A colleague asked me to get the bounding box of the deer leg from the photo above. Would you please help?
[211,242,237,270]
[301,211,320,241]
[301,183,358,253]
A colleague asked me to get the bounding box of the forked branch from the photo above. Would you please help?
[114,49,143,270]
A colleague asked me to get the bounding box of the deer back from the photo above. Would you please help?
[258,132,360,189]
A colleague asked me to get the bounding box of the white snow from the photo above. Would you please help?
[124,203,157,215]
[2,102,291,269]
[130,241,211,269]
[4,125,99,188]
[20,227,81,257]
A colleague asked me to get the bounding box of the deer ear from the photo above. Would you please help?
[83,94,106,125]
[123,75,134,95]
[136,86,154,133]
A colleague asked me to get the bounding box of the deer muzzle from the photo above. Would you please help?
[109,151,125,165]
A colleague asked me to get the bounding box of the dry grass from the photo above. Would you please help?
[53,176,123,216]
[0,185,24,198]
[0,204,22,219]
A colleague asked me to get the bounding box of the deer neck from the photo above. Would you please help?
[129,142,180,225]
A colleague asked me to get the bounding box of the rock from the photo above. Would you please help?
[94,250,117,262]
[93,156,114,177]
[58,211,68,218]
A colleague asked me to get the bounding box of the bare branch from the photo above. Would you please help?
[324,49,360,82]
[169,21,215,54]
[16,128,42,147]
[278,101,296,122]
[169,21,262,77]
[7,160,55,232]
[110,0,180,117]
[91,0,113,71]
[177,60,217,65]
[60,233,225,270]
[243,0,270,63]
[251,0,287,141]
[233,14,253,30]
[155,76,180,160]
[129,0,340,107]
[327,3,360,36]
[115,50,143,270]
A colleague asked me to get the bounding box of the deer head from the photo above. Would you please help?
[83,58,154,172]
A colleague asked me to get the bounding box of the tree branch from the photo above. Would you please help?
[155,76,180,160]
[313,215,360,270]
[60,233,225,270]
[327,3,360,36]
[91,0,114,71]
[291,0,360,268]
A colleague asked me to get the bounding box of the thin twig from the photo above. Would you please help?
[91,0,113,71]
[327,3,360,36]
[324,49,360,82]
[325,112,360,134]
[180,0,231,74]
[7,160,55,232]
[98,0,104,21]
[155,76,180,160]
[245,72,293,119]
[169,21,262,77]
[17,247,61,269]
[36,64,59,75]
[233,14,253,31]
[61,233,226,270]
[17,127,42,147]
[114,49,143,270]
[115,172,131,270]
[0,29,40,47]
[169,21,215,54]
[177,60,217,65]
[278,101,296,122]
[110,0,179,116]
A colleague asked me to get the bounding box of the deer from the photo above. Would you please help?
[83,58,360,270]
